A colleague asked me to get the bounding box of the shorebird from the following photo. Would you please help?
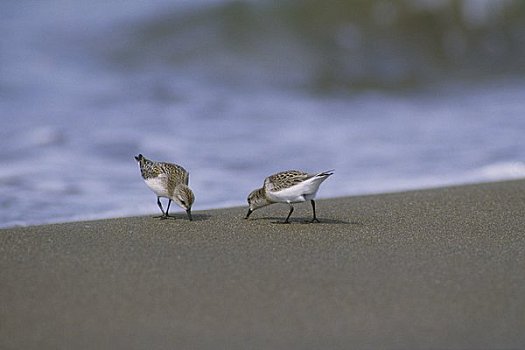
[135,154,195,221]
[245,170,333,223]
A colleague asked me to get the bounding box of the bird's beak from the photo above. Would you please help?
[186,209,193,221]
[245,208,253,219]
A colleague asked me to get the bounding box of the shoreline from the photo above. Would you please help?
[1,179,524,349]
[3,178,523,230]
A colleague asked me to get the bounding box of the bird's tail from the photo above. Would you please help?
[316,169,334,178]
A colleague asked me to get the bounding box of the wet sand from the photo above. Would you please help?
[1,180,524,349]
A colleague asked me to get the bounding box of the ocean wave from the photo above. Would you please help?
[106,0,525,91]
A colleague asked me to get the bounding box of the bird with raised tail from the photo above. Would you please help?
[135,154,195,221]
[245,169,333,223]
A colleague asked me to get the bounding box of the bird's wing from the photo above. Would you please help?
[264,170,310,193]
[157,172,169,184]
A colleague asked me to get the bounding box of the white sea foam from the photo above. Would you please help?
[474,162,525,180]
[2,81,525,228]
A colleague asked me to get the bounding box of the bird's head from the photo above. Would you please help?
[173,184,195,221]
[245,187,270,219]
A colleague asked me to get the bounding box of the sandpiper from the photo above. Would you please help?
[135,154,195,221]
[245,169,333,223]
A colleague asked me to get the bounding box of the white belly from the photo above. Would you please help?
[144,176,169,198]
[267,185,317,204]
[266,175,327,204]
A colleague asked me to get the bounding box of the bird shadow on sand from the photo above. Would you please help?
[246,217,362,225]
[152,213,211,222]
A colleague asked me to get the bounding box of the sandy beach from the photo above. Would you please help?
[1,180,524,349]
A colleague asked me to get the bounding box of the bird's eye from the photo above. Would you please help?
[181,200,186,206]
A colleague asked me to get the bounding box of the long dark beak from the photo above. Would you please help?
[186,209,193,221]
[245,208,253,219]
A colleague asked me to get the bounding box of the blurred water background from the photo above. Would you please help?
[1,0,525,227]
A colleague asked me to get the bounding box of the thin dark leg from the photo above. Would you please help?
[155,197,168,219]
[157,197,165,215]
[165,199,172,217]
[283,205,294,223]
[310,200,320,223]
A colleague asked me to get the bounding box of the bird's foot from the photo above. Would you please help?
[154,214,173,220]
